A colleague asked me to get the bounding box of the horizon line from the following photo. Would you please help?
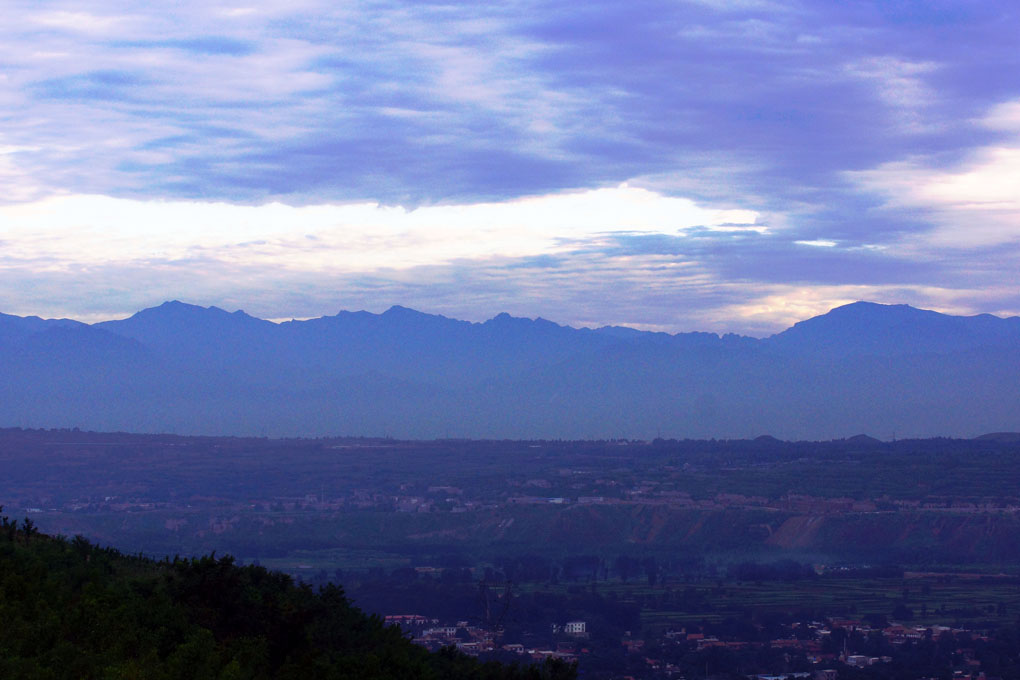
[7,298,1016,340]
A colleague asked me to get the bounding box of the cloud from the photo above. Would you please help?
[0,0,1007,209]
[2,2,1020,330]
[0,185,757,271]
[3,184,1017,335]
[4,234,1007,337]
[843,56,939,133]
[32,70,152,102]
[111,37,258,56]
[849,98,1020,247]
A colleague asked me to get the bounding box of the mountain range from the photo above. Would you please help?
[1,301,1018,439]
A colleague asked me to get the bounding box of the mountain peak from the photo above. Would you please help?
[485,312,563,330]
[768,301,1020,357]
[141,300,229,317]
[97,301,273,349]
[130,301,267,323]
[829,300,908,313]
[383,304,419,315]
[380,305,458,325]
[486,312,526,327]
[825,301,932,319]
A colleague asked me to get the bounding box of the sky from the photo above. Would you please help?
[1,1,1019,335]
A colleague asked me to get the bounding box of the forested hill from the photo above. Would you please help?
[0,511,575,680]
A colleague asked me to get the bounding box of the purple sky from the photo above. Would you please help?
[1,1,1018,334]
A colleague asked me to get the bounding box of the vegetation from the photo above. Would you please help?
[0,508,575,680]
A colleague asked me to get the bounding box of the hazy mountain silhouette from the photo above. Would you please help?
[975,432,1020,443]
[0,312,83,349]
[1,301,1017,439]
[766,301,1020,357]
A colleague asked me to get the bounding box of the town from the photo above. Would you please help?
[381,611,1006,680]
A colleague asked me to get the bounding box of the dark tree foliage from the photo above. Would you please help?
[0,513,576,680]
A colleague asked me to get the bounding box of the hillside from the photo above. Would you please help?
[0,511,574,679]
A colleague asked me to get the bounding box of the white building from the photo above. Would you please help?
[564,621,586,635]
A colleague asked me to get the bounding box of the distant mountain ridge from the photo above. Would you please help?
[1,301,1018,439]
[768,301,1020,357]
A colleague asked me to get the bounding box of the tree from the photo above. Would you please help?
[614,555,639,583]
[643,557,658,586]
[21,517,37,543]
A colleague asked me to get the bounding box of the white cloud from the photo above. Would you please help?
[848,56,937,106]
[850,98,1020,248]
[30,10,131,34]
[0,140,47,203]
[0,185,758,272]
[982,100,1020,132]
[843,56,940,133]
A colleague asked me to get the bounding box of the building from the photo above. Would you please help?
[565,620,587,636]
